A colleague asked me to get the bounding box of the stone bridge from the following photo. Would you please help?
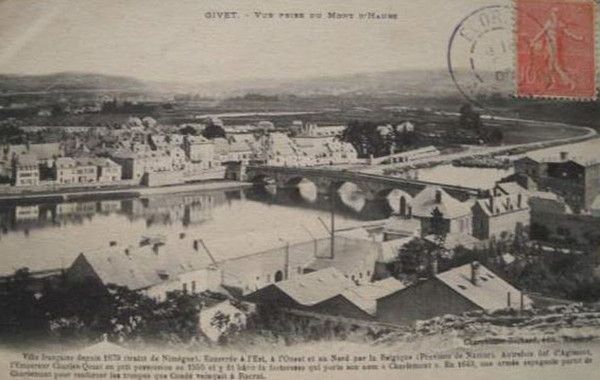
[244,165,483,208]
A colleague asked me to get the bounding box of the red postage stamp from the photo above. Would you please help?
[516,0,596,99]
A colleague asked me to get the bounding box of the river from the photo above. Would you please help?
[0,187,385,276]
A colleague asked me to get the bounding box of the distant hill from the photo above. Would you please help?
[0,69,492,98]
[174,69,464,98]
[0,72,148,94]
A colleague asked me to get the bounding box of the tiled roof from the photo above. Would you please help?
[305,237,379,274]
[199,223,344,264]
[55,157,76,168]
[412,186,471,219]
[15,154,38,166]
[76,236,214,290]
[435,263,533,310]
[275,267,354,306]
[524,139,600,166]
[343,278,406,314]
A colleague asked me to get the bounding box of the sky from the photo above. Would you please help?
[0,0,503,83]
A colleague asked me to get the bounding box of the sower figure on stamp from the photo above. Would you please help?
[527,7,583,91]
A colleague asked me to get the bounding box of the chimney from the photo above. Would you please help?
[435,189,442,203]
[560,151,568,161]
[430,257,438,276]
[284,243,290,280]
[471,261,480,286]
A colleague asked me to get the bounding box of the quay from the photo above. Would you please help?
[0,180,251,204]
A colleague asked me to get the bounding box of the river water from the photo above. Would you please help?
[0,187,382,276]
[0,164,512,276]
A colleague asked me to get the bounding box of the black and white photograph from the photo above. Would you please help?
[0,0,599,379]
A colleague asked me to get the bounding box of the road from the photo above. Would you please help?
[352,116,598,174]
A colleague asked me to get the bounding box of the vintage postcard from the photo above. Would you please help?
[0,0,599,379]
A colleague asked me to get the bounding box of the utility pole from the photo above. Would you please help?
[330,185,335,259]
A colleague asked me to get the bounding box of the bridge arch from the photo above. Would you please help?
[249,174,274,185]
[337,181,368,212]
[284,176,318,203]
[379,188,414,217]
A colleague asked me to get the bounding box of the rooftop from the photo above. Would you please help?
[74,236,214,291]
[435,263,533,310]
[412,186,471,219]
[275,267,354,306]
[523,139,600,167]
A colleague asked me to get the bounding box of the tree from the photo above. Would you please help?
[341,121,396,158]
[458,104,482,132]
[430,207,447,245]
[396,238,435,275]
[202,124,225,139]
[179,125,198,136]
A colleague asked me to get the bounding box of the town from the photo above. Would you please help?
[2,90,600,347]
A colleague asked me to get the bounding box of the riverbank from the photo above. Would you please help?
[0,180,252,204]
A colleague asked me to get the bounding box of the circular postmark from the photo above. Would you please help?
[447,5,515,107]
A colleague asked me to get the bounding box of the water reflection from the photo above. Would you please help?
[0,186,398,275]
[0,192,229,235]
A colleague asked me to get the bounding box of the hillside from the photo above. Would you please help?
[0,72,148,94]
[0,70,465,97]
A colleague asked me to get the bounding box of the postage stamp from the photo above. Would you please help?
[516,0,597,99]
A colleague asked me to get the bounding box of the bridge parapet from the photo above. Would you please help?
[246,165,482,201]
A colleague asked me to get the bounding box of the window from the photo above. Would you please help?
[191,281,196,293]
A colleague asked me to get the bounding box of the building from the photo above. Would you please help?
[529,190,600,247]
[196,225,379,295]
[245,268,374,320]
[371,145,440,165]
[258,132,302,166]
[395,121,415,133]
[376,262,533,326]
[297,123,346,138]
[66,235,220,301]
[5,142,63,162]
[183,135,217,168]
[74,158,99,183]
[591,196,600,218]
[411,186,473,236]
[292,135,358,166]
[54,157,77,184]
[514,139,600,212]
[94,158,122,183]
[111,150,175,183]
[246,268,405,321]
[198,300,248,342]
[304,231,380,285]
[472,182,530,240]
[11,154,40,187]
[213,138,255,164]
